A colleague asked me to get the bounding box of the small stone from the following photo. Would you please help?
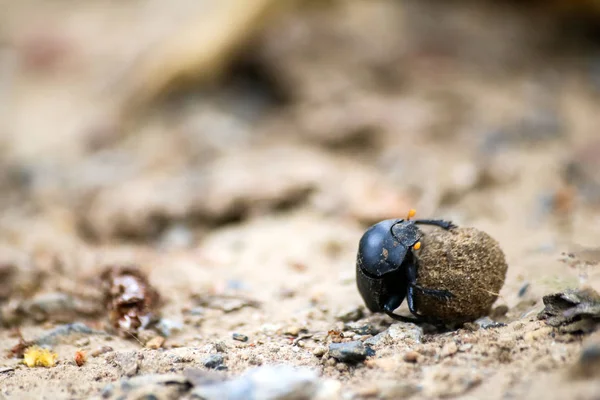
[441,342,458,357]
[344,322,379,335]
[364,331,389,347]
[189,365,340,400]
[215,341,228,353]
[75,338,90,347]
[232,333,248,342]
[336,363,349,372]
[462,322,479,331]
[475,316,506,329]
[145,336,165,349]
[312,346,327,357]
[203,354,224,369]
[91,346,114,357]
[538,288,600,333]
[137,330,159,345]
[403,351,420,363]
[124,362,139,377]
[387,323,423,343]
[491,304,510,318]
[283,326,302,336]
[328,341,372,363]
[156,319,184,337]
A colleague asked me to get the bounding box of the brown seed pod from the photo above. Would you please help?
[415,227,508,323]
[101,266,160,337]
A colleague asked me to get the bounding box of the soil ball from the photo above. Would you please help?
[415,227,507,323]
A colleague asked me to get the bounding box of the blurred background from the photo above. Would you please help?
[1,0,599,243]
[1,0,600,294]
[1,0,599,254]
[1,0,600,397]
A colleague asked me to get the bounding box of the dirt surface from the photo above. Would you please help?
[1,0,600,399]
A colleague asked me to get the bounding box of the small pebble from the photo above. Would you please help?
[336,363,349,372]
[475,316,506,329]
[156,319,184,337]
[75,338,90,347]
[441,342,458,357]
[189,365,340,400]
[364,331,389,347]
[403,351,420,363]
[232,333,248,342]
[328,341,372,363]
[462,322,479,332]
[518,283,530,298]
[203,354,225,369]
[344,322,379,335]
[491,305,510,318]
[91,346,114,357]
[284,326,302,336]
[137,330,159,345]
[145,336,165,350]
[215,341,228,353]
[312,346,327,357]
[387,323,423,343]
[124,362,139,377]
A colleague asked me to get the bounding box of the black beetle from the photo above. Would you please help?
[356,210,455,323]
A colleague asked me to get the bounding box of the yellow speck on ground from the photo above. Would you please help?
[23,346,58,368]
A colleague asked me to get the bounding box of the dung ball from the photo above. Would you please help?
[414,227,508,323]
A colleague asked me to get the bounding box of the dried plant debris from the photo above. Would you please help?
[101,266,161,337]
[7,329,36,358]
[23,346,58,368]
[538,288,600,333]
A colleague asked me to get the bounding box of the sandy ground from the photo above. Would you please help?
[1,0,600,399]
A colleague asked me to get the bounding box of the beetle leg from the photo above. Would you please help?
[414,219,456,230]
[410,284,454,301]
[383,296,423,324]
[406,284,418,315]
[383,295,403,314]
[384,310,421,323]
[406,261,453,310]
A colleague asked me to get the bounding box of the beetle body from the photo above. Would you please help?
[355,212,455,322]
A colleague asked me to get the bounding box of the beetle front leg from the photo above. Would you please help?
[411,284,453,301]
[405,261,453,315]
[383,293,424,323]
[414,219,456,230]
